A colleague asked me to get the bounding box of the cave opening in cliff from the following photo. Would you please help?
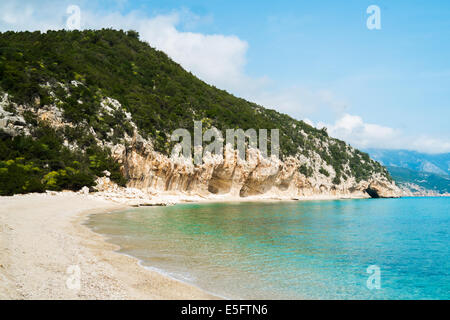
[365,187,380,198]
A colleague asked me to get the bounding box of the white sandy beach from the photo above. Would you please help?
[0,193,217,300]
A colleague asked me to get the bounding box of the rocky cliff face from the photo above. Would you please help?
[111,133,401,199]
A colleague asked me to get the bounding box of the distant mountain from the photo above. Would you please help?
[387,166,450,195]
[365,148,450,175]
[365,149,450,195]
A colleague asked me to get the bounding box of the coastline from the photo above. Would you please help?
[0,190,374,300]
[1,191,447,300]
[0,192,217,299]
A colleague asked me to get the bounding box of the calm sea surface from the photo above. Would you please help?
[86,197,449,299]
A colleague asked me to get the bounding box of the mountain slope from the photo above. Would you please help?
[0,29,398,198]
[366,148,450,195]
[387,166,450,195]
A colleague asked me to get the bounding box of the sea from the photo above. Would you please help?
[86,197,449,299]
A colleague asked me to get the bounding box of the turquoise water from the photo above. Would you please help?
[87,197,450,299]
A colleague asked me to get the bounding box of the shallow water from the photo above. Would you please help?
[87,197,450,299]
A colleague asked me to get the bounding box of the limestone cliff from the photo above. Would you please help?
[112,133,400,199]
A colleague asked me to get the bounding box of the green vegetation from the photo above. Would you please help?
[298,164,313,178]
[0,127,125,196]
[319,167,330,177]
[0,29,391,194]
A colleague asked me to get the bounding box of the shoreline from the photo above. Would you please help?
[78,204,228,300]
[0,193,218,299]
[77,191,378,300]
[86,187,378,207]
[1,191,444,300]
[0,190,374,300]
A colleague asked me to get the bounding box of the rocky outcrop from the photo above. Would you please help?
[0,94,30,136]
[364,180,401,198]
[111,134,401,199]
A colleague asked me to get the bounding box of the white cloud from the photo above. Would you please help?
[310,114,450,154]
[135,14,250,91]
[0,0,69,31]
[319,114,399,148]
[0,2,33,25]
[409,136,450,154]
[248,86,348,121]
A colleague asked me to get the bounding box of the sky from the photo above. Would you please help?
[1,0,449,154]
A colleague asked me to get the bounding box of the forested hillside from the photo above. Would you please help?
[0,29,391,195]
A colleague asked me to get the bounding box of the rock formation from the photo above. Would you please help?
[111,133,401,200]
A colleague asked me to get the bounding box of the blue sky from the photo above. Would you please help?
[1,0,449,153]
